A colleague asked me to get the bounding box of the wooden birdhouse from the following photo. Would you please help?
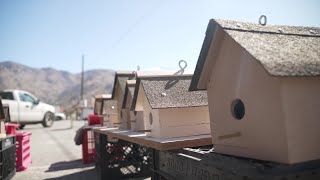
[128,71,186,133]
[121,80,140,130]
[102,99,118,127]
[94,94,111,115]
[111,71,135,128]
[94,94,117,127]
[0,99,7,138]
[132,74,210,138]
[190,19,320,164]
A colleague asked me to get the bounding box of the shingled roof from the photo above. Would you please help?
[190,19,320,90]
[132,75,208,109]
[111,71,135,99]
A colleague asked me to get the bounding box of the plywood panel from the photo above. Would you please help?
[119,109,130,129]
[282,77,320,164]
[206,28,291,163]
[92,127,212,151]
[130,111,145,131]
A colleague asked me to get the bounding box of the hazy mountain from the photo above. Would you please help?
[0,61,114,113]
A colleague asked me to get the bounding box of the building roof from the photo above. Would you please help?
[132,75,208,110]
[121,80,136,109]
[190,19,320,90]
[111,71,135,99]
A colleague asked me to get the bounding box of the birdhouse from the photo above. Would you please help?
[94,94,117,127]
[2,105,10,122]
[120,80,138,130]
[0,99,7,138]
[132,74,210,138]
[190,19,320,164]
[0,99,5,121]
[101,99,118,127]
[111,71,135,128]
[94,94,111,115]
[129,71,177,132]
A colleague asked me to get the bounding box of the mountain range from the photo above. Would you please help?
[0,61,115,113]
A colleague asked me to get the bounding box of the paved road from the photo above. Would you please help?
[13,120,98,180]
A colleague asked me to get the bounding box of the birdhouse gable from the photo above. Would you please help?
[122,80,136,109]
[111,71,135,100]
[132,83,146,112]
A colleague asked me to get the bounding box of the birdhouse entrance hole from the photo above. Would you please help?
[231,99,245,120]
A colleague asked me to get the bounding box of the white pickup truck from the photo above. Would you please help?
[0,89,55,128]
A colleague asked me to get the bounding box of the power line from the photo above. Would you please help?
[110,1,165,49]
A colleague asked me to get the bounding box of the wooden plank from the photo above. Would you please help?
[92,127,212,150]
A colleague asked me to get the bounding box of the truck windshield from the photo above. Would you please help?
[0,92,14,100]
[19,93,36,104]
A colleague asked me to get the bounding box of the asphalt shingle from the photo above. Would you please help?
[217,19,320,76]
[190,19,320,91]
[141,75,208,109]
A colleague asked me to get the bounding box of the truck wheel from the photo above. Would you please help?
[42,112,54,127]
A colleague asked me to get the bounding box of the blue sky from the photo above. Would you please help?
[0,0,319,73]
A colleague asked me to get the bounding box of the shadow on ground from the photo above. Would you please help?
[45,159,94,172]
[22,126,45,130]
[44,168,98,180]
[50,127,74,132]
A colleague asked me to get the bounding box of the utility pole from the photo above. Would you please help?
[71,54,85,128]
[81,54,84,101]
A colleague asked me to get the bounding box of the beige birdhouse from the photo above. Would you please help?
[94,94,118,127]
[118,80,136,129]
[0,99,7,138]
[121,80,143,131]
[102,100,118,127]
[111,71,135,128]
[132,74,210,138]
[190,19,320,164]
[94,94,111,115]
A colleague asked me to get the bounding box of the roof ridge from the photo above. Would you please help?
[139,74,193,79]
[224,27,320,38]
[215,19,320,38]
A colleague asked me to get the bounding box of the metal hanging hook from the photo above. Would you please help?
[133,65,140,79]
[178,60,187,72]
[259,15,267,26]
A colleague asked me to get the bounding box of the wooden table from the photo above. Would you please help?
[92,127,212,151]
